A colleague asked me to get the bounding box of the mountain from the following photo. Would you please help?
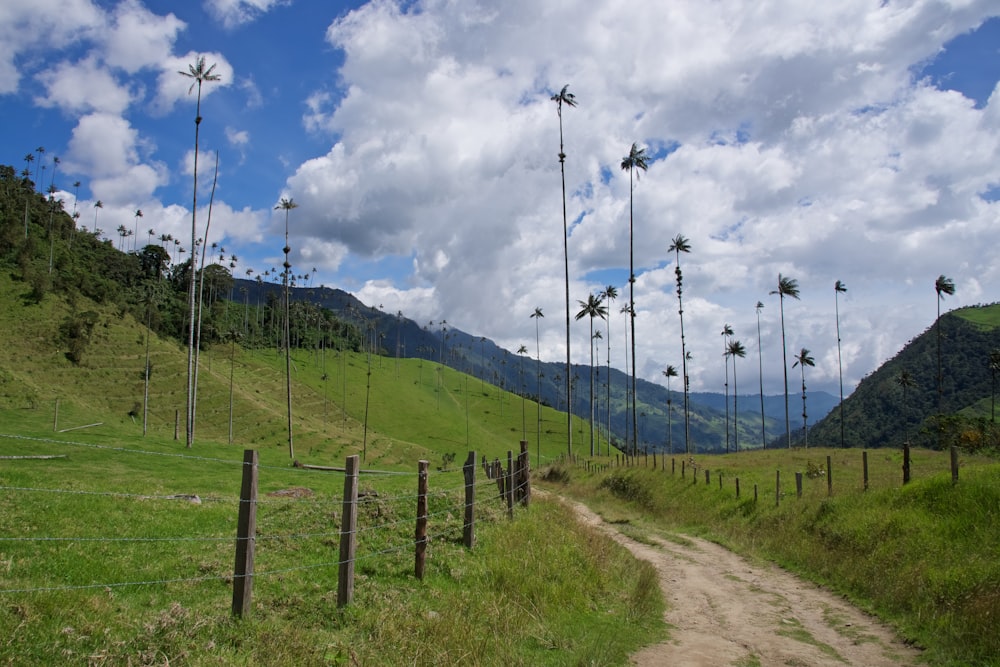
[249,279,840,454]
[805,304,1000,450]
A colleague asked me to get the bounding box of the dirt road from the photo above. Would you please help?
[564,499,923,667]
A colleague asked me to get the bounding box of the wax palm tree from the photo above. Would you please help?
[530,307,544,460]
[576,292,607,456]
[721,323,734,452]
[93,200,103,234]
[517,344,529,440]
[179,55,221,448]
[792,347,815,447]
[132,209,143,253]
[755,301,767,448]
[727,340,747,452]
[34,146,45,191]
[621,143,648,455]
[834,280,847,448]
[277,197,298,459]
[934,274,955,447]
[990,350,1000,423]
[662,365,678,454]
[602,285,618,447]
[551,84,577,457]
[668,234,692,452]
[771,274,800,448]
[620,303,632,448]
[49,156,59,193]
[896,369,916,446]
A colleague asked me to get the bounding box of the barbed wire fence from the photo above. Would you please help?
[0,433,533,617]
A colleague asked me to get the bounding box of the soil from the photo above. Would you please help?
[561,498,923,667]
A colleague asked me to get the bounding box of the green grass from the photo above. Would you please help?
[953,303,1000,330]
[0,433,664,665]
[540,448,1000,667]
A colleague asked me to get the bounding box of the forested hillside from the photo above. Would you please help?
[806,305,1000,451]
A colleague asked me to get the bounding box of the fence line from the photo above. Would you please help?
[1,442,533,613]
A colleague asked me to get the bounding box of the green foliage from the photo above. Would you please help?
[808,305,1000,451]
[59,309,99,364]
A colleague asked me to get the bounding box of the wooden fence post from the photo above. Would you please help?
[718,471,723,490]
[903,443,911,485]
[775,470,781,506]
[463,451,476,549]
[950,446,959,485]
[795,472,803,498]
[53,398,59,431]
[681,460,686,478]
[519,440,531,508]
[735,476,741,499]
[415,460,429,580]
[827,455,833,497]
[232,449,258,618]
[506,451,514,519]
[705,469,710,486]
[863,450,869,491]
[337,454,359,607]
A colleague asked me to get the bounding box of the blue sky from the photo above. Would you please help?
[2,0,999,398]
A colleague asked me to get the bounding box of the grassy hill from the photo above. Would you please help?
[806,304,1000,450]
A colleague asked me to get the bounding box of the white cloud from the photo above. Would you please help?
[103,0,185,73]
[203,0,288,29]
[64,112,168,203]
[280,0,1000,396]
[34,55,134,114]
[0,0,104,93]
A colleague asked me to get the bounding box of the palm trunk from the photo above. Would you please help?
[185,85,203,448]
[757,311,766,449]
[629,171,638,456]
[780,297,790,449]
[558,113,573,458]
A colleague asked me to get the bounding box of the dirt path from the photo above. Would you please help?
[562,498,923,667]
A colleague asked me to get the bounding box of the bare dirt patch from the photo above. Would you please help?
[561,498,922,667]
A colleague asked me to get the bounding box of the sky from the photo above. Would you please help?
[2,0,999,399]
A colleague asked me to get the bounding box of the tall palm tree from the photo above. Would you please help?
[517,344,529,441]
[990,350,1000,423]
[934,274,955,448]
[792,348,815,447]
[621,143,648,455]
[721,323,733,452]
[575,292,607,456]
[34,146,45,192]
[662,365,678,454]
[620,303,632,448]
[668,234,692,452]
[132,209,143,253]
[551,84,577,457]
[727,340,747,452]
[602,285,618,448]
[179,55,221,448]
[771,274,800,449]
[895,369,916,446]
[530,307,544,459]
[834,280,847,448]
[277,197,298,459]
[755,301,767,448]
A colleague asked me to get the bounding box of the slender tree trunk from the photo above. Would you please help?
[629,171,638,456]
[835,291,845,448]
[757,311,766,449]
[558,115,573,458]
[185,87,204,448]
[780,297,791,449]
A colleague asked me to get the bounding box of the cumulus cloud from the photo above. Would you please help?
[278,0,1000,396]
[34,56,134,114]
[203,0,288,29]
